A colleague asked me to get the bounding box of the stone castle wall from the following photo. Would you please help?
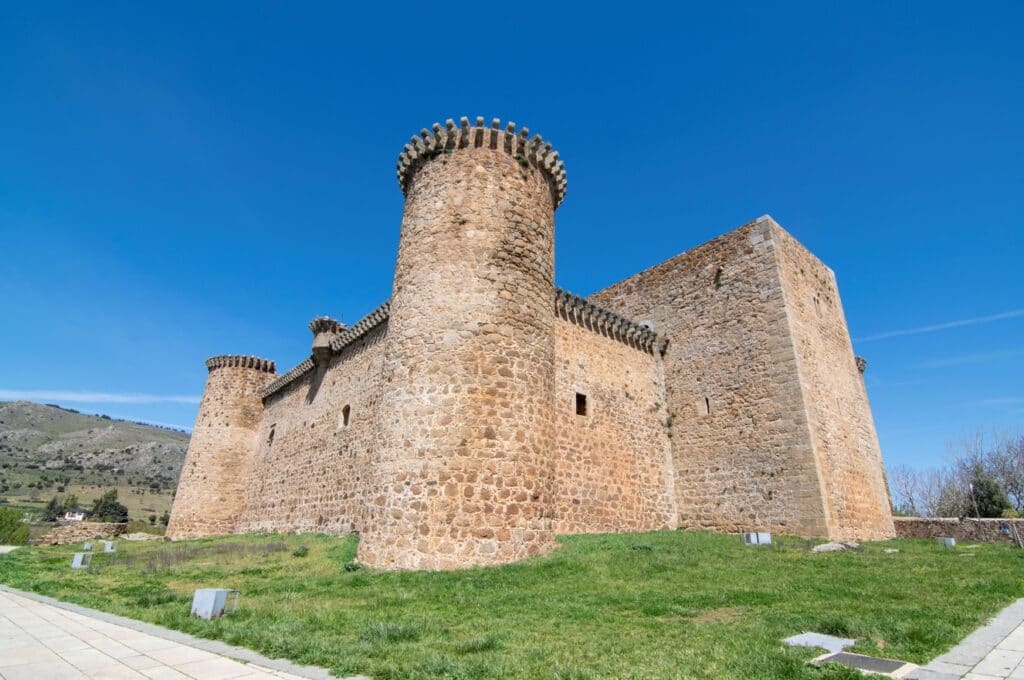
[590,219,832,537]
[894,517,1024,543]
[167,356,276,539]
[235,322,389,536]
[773,227,895,540]
[552,316,677,534]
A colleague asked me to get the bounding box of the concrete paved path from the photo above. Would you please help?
[0,587,348,680]
[909,599,1024,680]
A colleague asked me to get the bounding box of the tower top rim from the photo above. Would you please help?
[205,355,276,374]
[395,116,567,208]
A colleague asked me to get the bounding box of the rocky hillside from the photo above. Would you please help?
[0,401,189,504]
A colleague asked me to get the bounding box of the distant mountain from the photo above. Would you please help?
[0,401,190,518]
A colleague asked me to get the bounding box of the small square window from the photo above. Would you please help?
[575,393,588,416]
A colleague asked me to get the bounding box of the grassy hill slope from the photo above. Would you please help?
[0,401,189,520]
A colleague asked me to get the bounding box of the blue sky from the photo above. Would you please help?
[1,2,1021,468]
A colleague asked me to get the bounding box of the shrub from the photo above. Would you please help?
[91,489,129,523]
[0,507,29,545]
[292,545,309,558]
[967,465,1012,518]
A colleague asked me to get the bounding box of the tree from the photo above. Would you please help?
[966,464,1012,518]
[159,510,170,526]
[148,514,157,525]
[887,429,1022,518]
[91,489,129,523]
[42,496,63,522]
[0,507,29,545]
[989,435,1023,512]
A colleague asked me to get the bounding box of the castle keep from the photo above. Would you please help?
[167,116,895,569]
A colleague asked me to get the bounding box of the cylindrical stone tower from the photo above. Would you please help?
[360,117,568,570]
[167,355,276,539]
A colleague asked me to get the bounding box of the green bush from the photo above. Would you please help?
[91,489,129,523]
[0,507,29,545]
[292,545,309,557]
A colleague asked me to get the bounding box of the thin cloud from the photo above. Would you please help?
[855,309,1024,343]
[917,348,1024,369]
[0,389,200,405]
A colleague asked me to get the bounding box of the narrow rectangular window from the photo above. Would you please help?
[575,393,588,416]
[341,404,351,428]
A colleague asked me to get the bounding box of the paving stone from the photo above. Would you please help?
[1,659,87,679]
[172,656,256,679]
[0,587,341,680]
[144,644,218,667]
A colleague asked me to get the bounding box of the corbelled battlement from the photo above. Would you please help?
[396,116,568,208]
[261,357,315,400]
[556,289,667,355]
[261,301,393,400]
[205,355,276,373]
[329,301,391,353]
[264,293,664,403]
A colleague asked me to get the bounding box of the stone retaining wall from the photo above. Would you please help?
[36,522,127,546]
[894,517,1024,542]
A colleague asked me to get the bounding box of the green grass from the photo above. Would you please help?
[0,531,1021,679]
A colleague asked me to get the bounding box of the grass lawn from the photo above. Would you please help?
[0,531,1021,679]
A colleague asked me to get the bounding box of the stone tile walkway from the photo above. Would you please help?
[0,587,352,680]
[909,599,1024,680]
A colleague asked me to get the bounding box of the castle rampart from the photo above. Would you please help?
[168,116,895,566]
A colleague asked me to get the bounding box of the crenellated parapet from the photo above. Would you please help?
[396,116,568,208]
[329,301,391,353]
[261,357,315,400]
[263,292,662,403]
[261,301,393,401]
[205,355,276,373]
[556,289,667,355]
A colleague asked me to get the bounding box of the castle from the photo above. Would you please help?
[167,116,895,569]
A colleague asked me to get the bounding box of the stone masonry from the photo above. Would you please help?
[167,116,895,569]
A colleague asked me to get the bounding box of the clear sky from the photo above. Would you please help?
[1,2,1021,469]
